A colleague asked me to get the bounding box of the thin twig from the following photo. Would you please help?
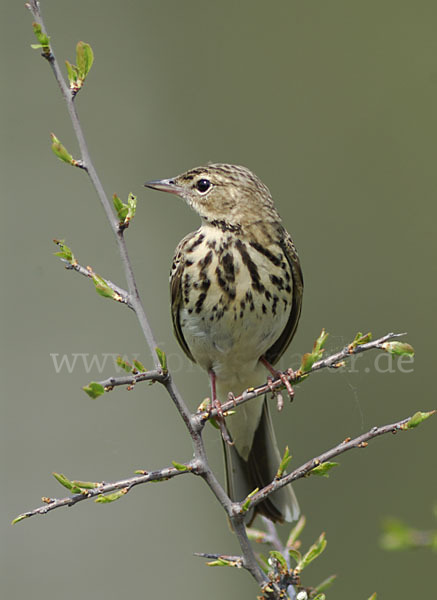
[27,0,160,369]
[63,260,131,306]
[15,411,426,525]
[311,331,406,371]
[194,553,244,567]
[97,370,166,389]
[14,463,194,522]
[240,414,426,515]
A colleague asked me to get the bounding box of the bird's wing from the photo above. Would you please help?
[265,229,304,365]
[170,231,197,363]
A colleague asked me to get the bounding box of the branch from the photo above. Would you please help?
[27,0,160,370]
[311,331,407,371]
[96,369,167,390]
[26,0,203,439]
[63,259,131,306]
[237,411,435,517]
[84,330,408,413]
[13,462,195,524]
[25,1,254,582]
[15,410,433,526]
[194,331,409,425]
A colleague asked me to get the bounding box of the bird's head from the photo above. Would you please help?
[144,163,280,230]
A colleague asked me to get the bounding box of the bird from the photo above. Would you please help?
[144,163,303,523]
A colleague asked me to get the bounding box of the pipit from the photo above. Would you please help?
[145,164,303,523]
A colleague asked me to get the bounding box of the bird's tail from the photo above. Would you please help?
[223,399,299,524]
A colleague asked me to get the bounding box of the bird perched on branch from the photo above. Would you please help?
[145,163,303,523]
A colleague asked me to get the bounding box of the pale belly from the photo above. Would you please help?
[180,300,290,387]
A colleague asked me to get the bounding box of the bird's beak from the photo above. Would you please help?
[144,178,184,197]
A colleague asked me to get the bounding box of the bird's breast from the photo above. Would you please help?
[177,228,293,386]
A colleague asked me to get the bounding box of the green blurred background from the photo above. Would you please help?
[2,0,436,598]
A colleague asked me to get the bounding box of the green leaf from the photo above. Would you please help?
[402,410,435,430]
[50,133,75,165]
[155,347,167,372]
[207,558,226,566]
[133,359,146,372]
[126,193,137,222]
[312,594,326,600]
[76,41,94,80]
[112,193,137,226]
[349,331,372,350]
[367,594,377,600]
[206,557,241,567]
[95,489,127,503]
[113,194,128,220]
[297,532,327,570]
[116,356,133,372]
[12,514,29,525]
[258,553,271,568]
[268,550,288,572]
[309,461,339,478]
[286,515,306,548]
[92,274,115,299]
[275,445,292,479]
[314,574,337,593]
[32,22,50,51]
[65,60,78,85]
[52,472,74,491]
[300,351,316,373]
[82,382,105,399]
[313,328,329,353]
[381,341,414,356]
[288,548,301,564]
[171,461,189,472]
[71,480,99,489]
[299,329,329,373]
[242,488,259,513]
[53,239,76,265]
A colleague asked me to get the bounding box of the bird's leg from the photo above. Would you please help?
[209,370,233,445]
[260,357,295,401]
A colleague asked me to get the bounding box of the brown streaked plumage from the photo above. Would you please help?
[145,163,303,523]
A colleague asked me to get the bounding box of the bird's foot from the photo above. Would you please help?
[260,357,295,401]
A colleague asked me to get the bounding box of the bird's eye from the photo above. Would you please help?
[195,178,211,194]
